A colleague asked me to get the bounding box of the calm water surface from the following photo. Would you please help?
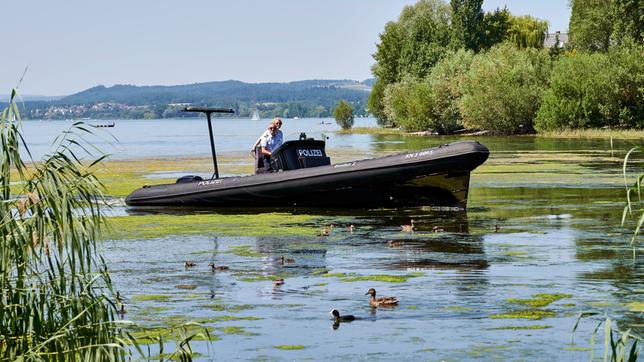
[24,118,643,360]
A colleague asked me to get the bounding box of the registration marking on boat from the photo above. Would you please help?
[197,179,224,186]
[404,150,433,159]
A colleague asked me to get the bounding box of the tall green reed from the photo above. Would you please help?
[0,87,130,361]
[621,146,643,252]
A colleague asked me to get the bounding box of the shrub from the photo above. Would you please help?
[333,100,354,129]
[383,78,435,132]
[459,42,551,134]
[535,44,643,131]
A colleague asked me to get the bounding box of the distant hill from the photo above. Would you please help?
[60,79,371,106]
[11,79,373,120]
[0,94,64,102]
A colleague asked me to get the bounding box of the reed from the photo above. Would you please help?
[0,86,134,360]
[573,315,641,362]
[621,146,643,254]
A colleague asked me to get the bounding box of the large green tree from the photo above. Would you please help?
[333,100,354,129]
[569,0,613,51]
[368,0,452,126]
[506,15,549,48]
[450,0,484,52]
[480,7,512,49]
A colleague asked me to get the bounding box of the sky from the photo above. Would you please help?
[3,0,571,96]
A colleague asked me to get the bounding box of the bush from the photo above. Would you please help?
[535,44,644,131]
[426,49,475,133]
[383,78,435,132]
[459,42,551,133]
[333,100,354,129]
[381,50,474,134]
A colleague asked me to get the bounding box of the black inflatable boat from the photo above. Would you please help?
[125,107,489,209]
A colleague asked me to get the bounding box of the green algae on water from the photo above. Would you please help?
[321,272,346,278]
[340,272,424,283]
[131,294,171,303]
[274,345,305,350]
[129,325,216,344]
[507,293,572,308]
[487,325,552,330]
[107,212,321,239]
[443,306,473,311]
[210,315,262,322]
[218,326,257,336]
[490,310,556,320]
[226,245,264,257]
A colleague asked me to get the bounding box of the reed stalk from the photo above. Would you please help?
[0,87,128,361]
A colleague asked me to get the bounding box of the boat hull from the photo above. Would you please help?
[125,141,489,209]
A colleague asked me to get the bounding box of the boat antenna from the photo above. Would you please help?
[183,106,235,179]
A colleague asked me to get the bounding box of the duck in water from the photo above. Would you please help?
[365,288,399,307]
[400,219,416,233]
[330,309,356,323]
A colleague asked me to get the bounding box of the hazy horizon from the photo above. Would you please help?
[4,0,570,96]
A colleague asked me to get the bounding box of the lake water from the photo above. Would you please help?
[19,117,378,160]
[22,118,643,360]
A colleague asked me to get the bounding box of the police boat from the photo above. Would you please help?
[125,107,489,209]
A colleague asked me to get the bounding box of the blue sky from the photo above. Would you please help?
[3,1,570,95]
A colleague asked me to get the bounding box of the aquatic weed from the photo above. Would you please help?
[507,293,572,308]
[274,345,306,350]
[489,310,556,320]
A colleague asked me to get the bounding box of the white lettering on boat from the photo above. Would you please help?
[197,179,223,186]
[297,149,323,157]
[334,162,357,168]
[404,150,433,159]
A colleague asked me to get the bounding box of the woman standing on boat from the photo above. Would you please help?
[250,118,283,155]
[259,123,283,172]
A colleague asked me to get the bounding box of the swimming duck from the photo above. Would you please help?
[318,227,331,237]
[330,309,355,322]
[494,223,500,232]
[273,278,285,286]
[280,256,295,265]
[400,219,416,233]
[365,288,399,307]
[347,225,355,233]
[387,240,404,248]
[208,262,229,271]
[432,226,444,233]
[184,261,196,268]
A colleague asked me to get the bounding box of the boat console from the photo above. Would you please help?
[269,133,331,171]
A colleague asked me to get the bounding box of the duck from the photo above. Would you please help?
[280,256,295,265]
[318,227,331,237]
[494,223,501,232]
[432,226,444,233]
[387,240,404,248]
[400,219,416,233]
[347,225,355,233]
[208,262,229,271]
[184,261,196,268]
[273,278,285,286]
[330,309,355,322]
[365,288,399,307]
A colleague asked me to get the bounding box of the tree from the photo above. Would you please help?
[450,0,484,52]
[611,0,644,45]
[569,0,613,51]
[333,100,354,129]
[459,43,551,133]
[368,0,452,126]
[481,7,512,49]
[506,15,549,48]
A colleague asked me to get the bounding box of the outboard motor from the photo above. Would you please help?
[270,135,331,171]
[176,175,203,183]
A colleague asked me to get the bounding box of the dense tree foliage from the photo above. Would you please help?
[333,100,355,129]
[535,44,644,131]
[383,50,474,133]
[569,0,613,51]
[506,16,549,49]
[459,43,551,133]
[450,0,484,52]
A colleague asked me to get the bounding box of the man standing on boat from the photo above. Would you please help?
[259,121,283,173]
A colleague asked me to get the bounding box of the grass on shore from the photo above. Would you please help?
[340,126,644,139]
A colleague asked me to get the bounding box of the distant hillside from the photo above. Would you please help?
[60,79,371,106]
[14,79,373,120]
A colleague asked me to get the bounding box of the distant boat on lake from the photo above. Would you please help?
[95,122,115,128]
[251,110,260,121]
